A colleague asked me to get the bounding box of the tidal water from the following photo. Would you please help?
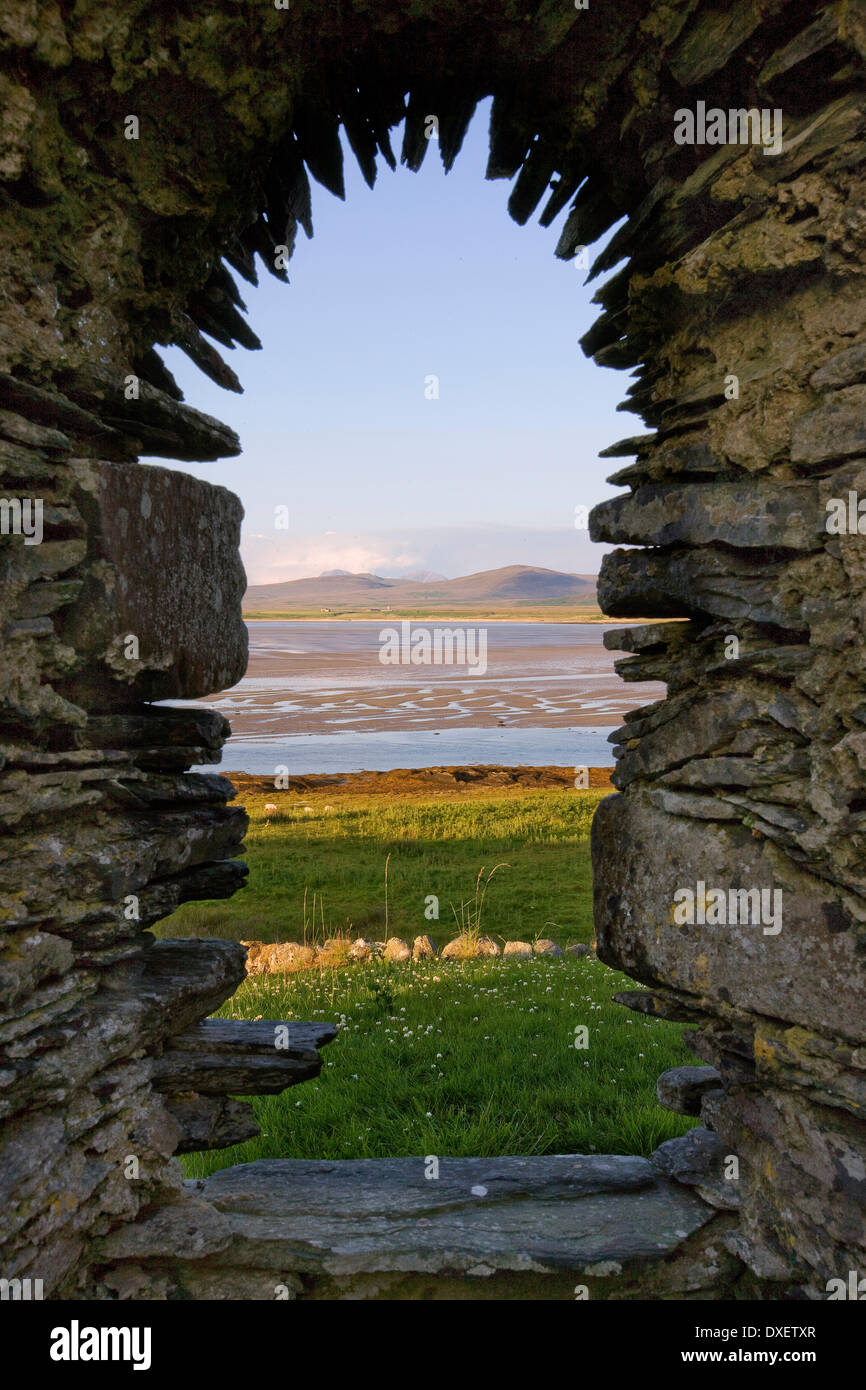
[170,620,663,774]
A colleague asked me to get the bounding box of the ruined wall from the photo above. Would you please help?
[588,11,866,1294]
[1,0,864,1299]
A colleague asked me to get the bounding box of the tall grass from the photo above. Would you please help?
[157,787,606,950]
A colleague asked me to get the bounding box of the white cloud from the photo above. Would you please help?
[242,524,607,586]
[243,534,422,584]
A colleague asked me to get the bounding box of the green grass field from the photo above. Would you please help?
[158,784,698,1174]
[159,786,607,948]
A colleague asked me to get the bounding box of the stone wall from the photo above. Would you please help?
[1,0,864,1299]
[586,12,866,1293]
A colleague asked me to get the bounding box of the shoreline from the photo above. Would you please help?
[242,613,659,625]
[226,764,615,798]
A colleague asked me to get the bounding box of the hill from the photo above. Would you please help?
[243,565,601,620]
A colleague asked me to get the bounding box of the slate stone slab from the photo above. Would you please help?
[193,1155,716,1276]
[657,1066,723,1116]
[651,1128,743,1211]
[153,1018,336,1095]
[61,460,248,703]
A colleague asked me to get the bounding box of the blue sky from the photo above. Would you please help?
[148,99,630,584]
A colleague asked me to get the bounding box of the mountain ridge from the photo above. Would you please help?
[244,564,599,615]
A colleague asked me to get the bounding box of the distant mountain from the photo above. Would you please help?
[385,569,448,583]
[323,567,448,583]
[244,565,598,614]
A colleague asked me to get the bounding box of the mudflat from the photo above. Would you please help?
[193,620,663,740]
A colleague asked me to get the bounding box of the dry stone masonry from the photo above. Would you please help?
[1,0,865,1299]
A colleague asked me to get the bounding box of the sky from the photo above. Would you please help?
[146,98,632,585]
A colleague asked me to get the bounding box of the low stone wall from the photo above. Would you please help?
[241,934,585,971]
[106,1064,771,1301]
[124,1153,753,1302]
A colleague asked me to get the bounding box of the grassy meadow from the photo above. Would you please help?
[242,603,613,623]
[159,783,606,948]
[157,780,698,1174]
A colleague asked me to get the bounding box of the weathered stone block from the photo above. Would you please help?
[791,385,866,463]
[153,1018,335,1095]
[0,929,73,1010]
[163,1155,732,1299]
[592,790,866,1044]
[651,1128,742,1210]
[657,1066,722,1116]
[58,461,247,703]
[809,342,866,391]
[591,481,824,551]
[705,1086,866,1285]
[162,1094,260,1154]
